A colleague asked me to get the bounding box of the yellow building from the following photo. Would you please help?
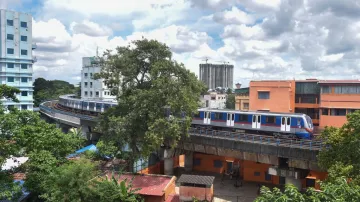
[235,87,249,111]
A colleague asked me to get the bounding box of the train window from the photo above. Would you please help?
[287,118,291,125]
[297,118,301,125]
[239,114,248,121]
[257,116,260,123]
[266,116,275,124]
[252,116,256,122]
[281,117,285,124]
[214,113,223,120]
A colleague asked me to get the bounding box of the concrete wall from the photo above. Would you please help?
[235,95,249,111]
[249,80,295,112]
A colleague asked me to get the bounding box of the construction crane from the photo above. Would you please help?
[202,57,209,64]
[216,60,230,65]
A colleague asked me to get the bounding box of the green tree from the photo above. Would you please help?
[40,158,98,202]
[318,110,360,184]
[255,177,360,201]
[94,39,206,162]
[33,78,76,106]
[90,172,143,202]
[225,94,235,109]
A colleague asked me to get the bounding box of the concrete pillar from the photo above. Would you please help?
[285,177,302,190]
[164,157,174,176]
[184,152,193,172]
[81,125,90,139]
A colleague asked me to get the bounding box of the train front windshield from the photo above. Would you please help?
[306,116,313,129]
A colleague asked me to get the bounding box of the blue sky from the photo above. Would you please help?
[2,0,360,86]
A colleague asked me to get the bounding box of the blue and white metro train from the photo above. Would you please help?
[191,108,314,139]
[58,95,117,114]
[57,95,314,139]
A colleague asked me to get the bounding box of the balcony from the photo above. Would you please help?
[32,43,37,50]
[295,95,320,108]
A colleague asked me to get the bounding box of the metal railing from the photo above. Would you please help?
[188,127,326,151]
[39,101,97,121]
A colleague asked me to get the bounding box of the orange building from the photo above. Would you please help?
[249,80,295,112]
[318,80,360,128]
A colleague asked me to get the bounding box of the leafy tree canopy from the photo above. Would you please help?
[225,94,235,109]
[94,38,206,159]
[318,110,360,184]
[33,78,76,106]
[255,176,360,202]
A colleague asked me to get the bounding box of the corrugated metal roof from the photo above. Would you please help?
[318,80,360,84]
[177,174,215,186]
[105,173,174,196]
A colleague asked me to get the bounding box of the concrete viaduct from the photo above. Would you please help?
[39,101,325,189]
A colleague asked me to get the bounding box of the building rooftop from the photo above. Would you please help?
[178,174,215,186]
[234,87,249,94]
[104,173,175,196]
[318,80,360,84]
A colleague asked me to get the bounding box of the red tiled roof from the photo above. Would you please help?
[166,194,180,202]
[13,173,26,180]
[318,80,360,84]
[105,173,173,196]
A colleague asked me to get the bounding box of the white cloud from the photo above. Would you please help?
[23,0,360,86]
[213,6,255,25]
[70,20,113,37]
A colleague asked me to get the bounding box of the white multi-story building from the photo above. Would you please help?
[81,57,116,101]
[200,92,227,109]
[0,10,35,111]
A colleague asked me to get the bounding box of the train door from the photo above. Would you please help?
[227,113,235,126]
[203,111,211,124]
[252,115,261,129]
[281,117,291,132]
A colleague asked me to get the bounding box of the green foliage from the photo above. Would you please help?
[225,94,235,109]
[33,77,76,106]
[226,88,233,94]
[96,140,119,158]
[94,39,206,159]
[40,158,99,202]
[90,172,143,202]
[255,177,360,201]
[318,110,360,184]
[0,84,20,103]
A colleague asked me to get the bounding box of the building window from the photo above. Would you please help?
[21,50,28,55]
[84,82,88,87]
[243,103,249,109]
[20,21,27,28]
[258,91,270,99]
[90,91,93,97]
[322,109,329,116]
[7,63,14,68]
[7,77,14,82]
[266,116,276,124]
[90,82,93,88]
[194,158,201,166]
[21,91,28,96]
[7,19,13,26]
[321,86,331,94]
[239,114,248,122]
[21,105,27,110]
[265,172,272,181]
[84,73,88,78]
[21,77,27,83]
[84,91,88,96]
[330,109,346,116]
[7,105,14,110]
[90,73,93,77]
[254,172,261,176]
[96,91,99,97]
[348,109,358,114]
[7,48,14,54]
[21,64,27,69]
[7,34,14,40]
[213,160,222,168]
[21,35,27,42]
